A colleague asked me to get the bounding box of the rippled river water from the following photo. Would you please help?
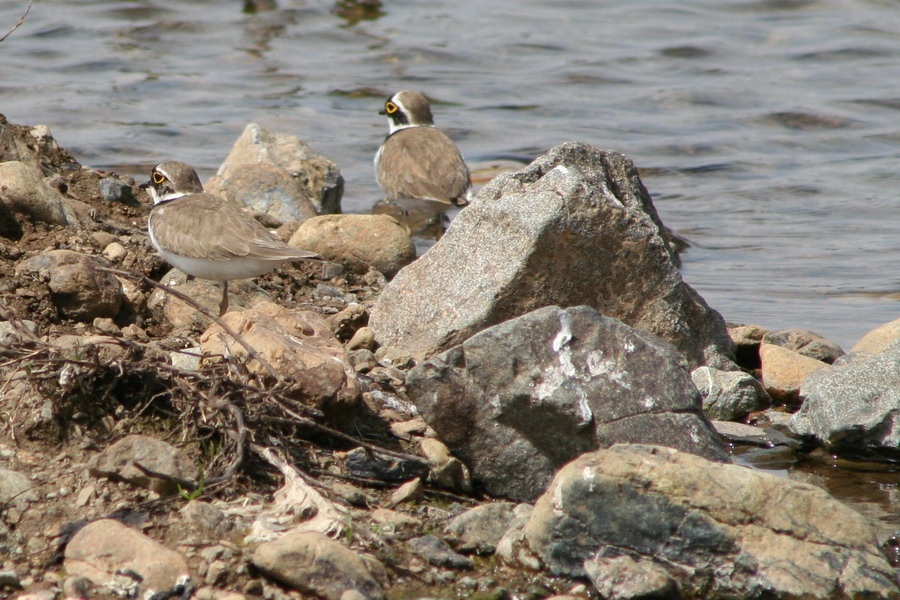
[2,0,899,349]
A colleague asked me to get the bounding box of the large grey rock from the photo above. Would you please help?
[15,250,124,321]
[525,444,899,599]
[64,519,190,596]
[370,143,733,368]
[206,122,343,222]
[691,366,770,421]
[791,340,900,456]
[251,531,385,600]
[406,305,728,501]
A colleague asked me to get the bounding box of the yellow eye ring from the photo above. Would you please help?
[385,102,398,115]
[152,172,166,185]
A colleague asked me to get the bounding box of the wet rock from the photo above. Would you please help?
[584,554,676,600]
[206,122,343,222]
[407,535,473,569]
[445,502,519,554]
[200,301,360,414]
[370,143,733,369]
[0,467,38,509]
[711,420,801,448]
[762,327,845,363]
[759,342,828,405]
[524,444,899,599]
[15,250,123,321]
[251,531,386,600]
[852,317,900,354]
[406,305,728,501]
[289,214,415,278]
[87,434,198,495]
[64,519,190,595]
[0,161,77,226]
[791,339,900,456]
[691,365,771,421]
[147,269,271,331]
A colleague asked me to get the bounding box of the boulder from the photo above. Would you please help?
[406,305,728,501]
[524,444,898,599]
[759,342,828,405]
[205,123,343,222]
[289,214,415,277]
[852,317,900,354]
[370,143,733,369]
[691,365,771,421]
[64,519,190,596]
[200,301,359,414]
[791,339,900,456]
[251,531,385,600]
[15,250,123,321]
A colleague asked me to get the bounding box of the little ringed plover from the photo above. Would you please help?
[374,90,472,207]
[141,160,320,316]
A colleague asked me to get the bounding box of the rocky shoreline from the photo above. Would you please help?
[0,114,897,599]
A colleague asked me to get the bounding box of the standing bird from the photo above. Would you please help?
[374,90,473,207]
[141,160,320,316]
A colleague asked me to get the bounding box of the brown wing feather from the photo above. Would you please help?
[377,127,471,204]
[150,194,318,261]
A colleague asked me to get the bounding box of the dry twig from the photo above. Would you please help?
[0,1,33,43]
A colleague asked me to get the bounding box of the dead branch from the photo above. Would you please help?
[0,1,33,43]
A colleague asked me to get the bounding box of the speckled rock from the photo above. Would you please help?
[371,143,734,369]
[406,305,728,501]
[206,122,343,222]
[525,444,898,599]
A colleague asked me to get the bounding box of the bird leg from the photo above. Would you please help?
[219,281,229,316]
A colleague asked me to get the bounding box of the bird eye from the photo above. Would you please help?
[152,172,166,185]
[385,102,398,114]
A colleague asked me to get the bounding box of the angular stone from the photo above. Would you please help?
[15,250,123,321]
[691,366,770,421]
[64,519,190,595]
[200,301,360,414]
[289,214,415,278]
[87,434,198,495]
[759,343,828,404]
[406,305,728,501]
[206,123,343,222]
[370,143,733,369]
[251,531,385,600]
[524,444,898,599]
[791,340,900,456]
